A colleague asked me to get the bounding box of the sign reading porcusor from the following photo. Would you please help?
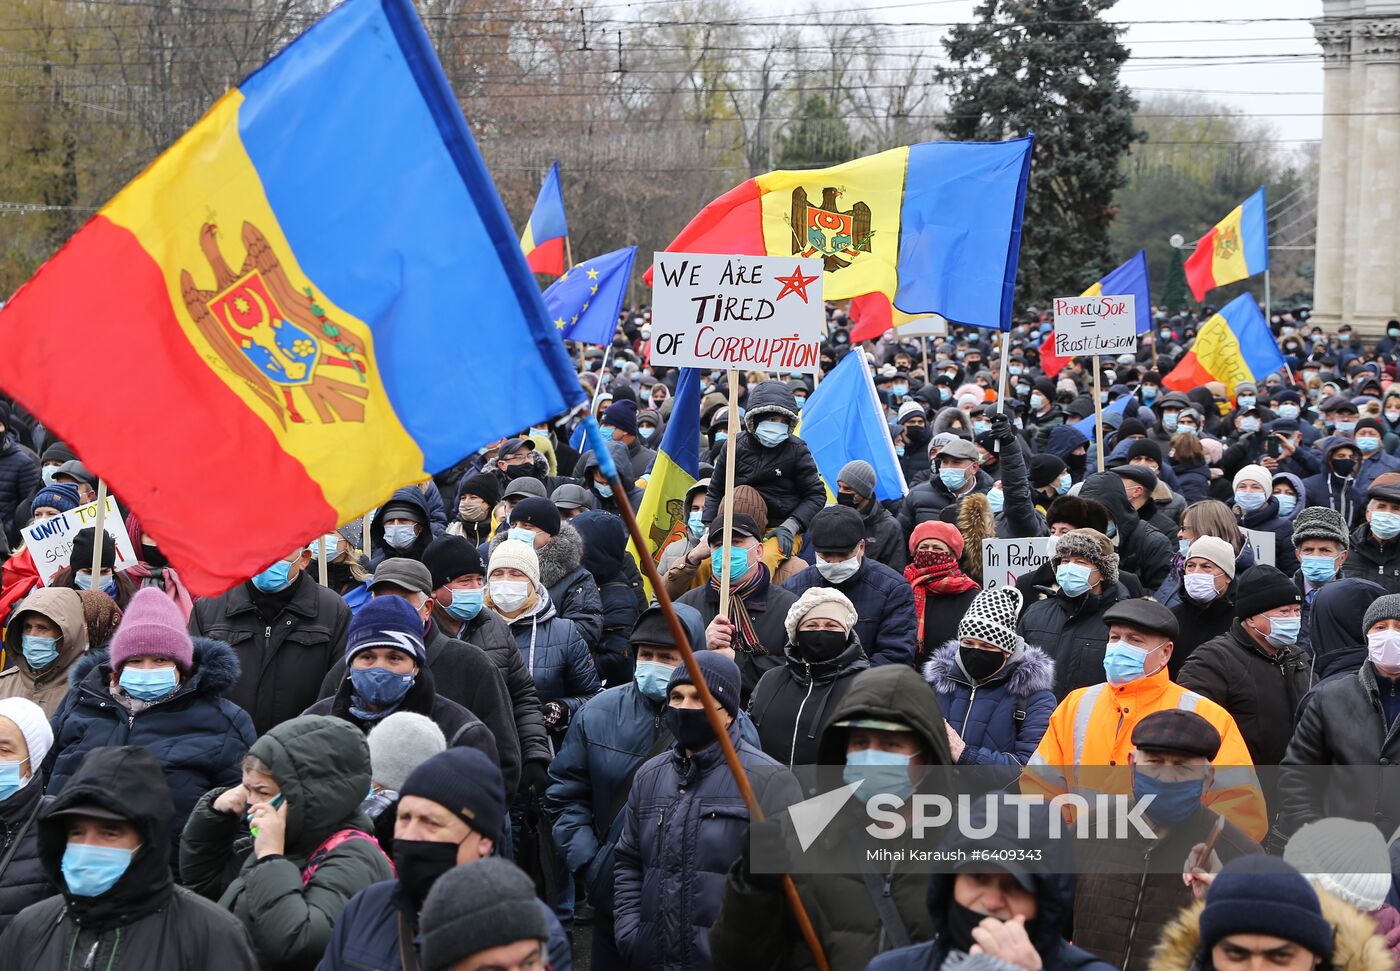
[649,253,825,373]
[1051,293,1137,357]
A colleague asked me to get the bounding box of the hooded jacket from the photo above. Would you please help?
[46,640,256,862]
[0,764,49,931]
[369,487,435,567]
[579,442,643,515]
[924,641,1055,766]
[858,496,908,572]
[1302,437,1361,524]
[0,746,258,970]
[180,716,394,970]
[0,586,90,716]
[748,631,871,766]
[1079,472,1174,592]
[567,511,642,678]
[1304,578,1385,690]
[710,666,953,971]
[499,588,601,719]
[783,558,918,668]
[1236,495,1301,576]
[491,521,604,650]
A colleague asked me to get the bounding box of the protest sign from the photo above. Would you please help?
[23,495,138,585]
[1051,294,1137,358]
[650,253,825,372]
[1241,528,1277,567]
[981,537,1051,590]
[893,314,948,338]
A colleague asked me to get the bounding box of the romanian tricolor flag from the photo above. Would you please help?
[520,162,570,276]
[645,139,1034,330]
[1039,251,1151,377]
[1184,187,1269,301]
[629,368,700,598]
[1163,293,1285,395]
[0,0,584,595]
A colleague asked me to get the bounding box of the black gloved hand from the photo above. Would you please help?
[519,759,551,797]
[989,412,1016,444]
[542,699,571,733]
[770,525,796,558]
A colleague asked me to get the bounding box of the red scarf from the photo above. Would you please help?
[904,551,979,644]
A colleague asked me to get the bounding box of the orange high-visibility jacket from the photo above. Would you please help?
[1022,668,1268,841]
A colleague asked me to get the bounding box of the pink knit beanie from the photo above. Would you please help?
[108,587,195,672]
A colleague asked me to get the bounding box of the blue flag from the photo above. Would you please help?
[544,246,636,346]
[1084,250,1153,335]
[1072,394,1130,440]
[796,351,908,501]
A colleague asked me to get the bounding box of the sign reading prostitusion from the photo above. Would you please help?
[649,253,825,372]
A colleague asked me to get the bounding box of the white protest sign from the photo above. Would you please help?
[650,253,825,372]
[1051,294,1137,358]
[1241,528,1277,567]
[893,314,948,338]
[981,537,1051,591]
[23,495,138,585]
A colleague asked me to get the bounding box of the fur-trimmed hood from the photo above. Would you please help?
[69,636,242,697]
[957,492,996,586]
[489,521,585,590]
[931,407,972,437]
[924,641,1055,695]
[1149,888,1394,971]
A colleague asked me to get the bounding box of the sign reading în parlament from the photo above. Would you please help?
[649,253,825,373]
[1051,294,1137,357]
[981,537,1051,591]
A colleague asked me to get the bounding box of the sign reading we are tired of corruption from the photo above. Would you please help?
[1051,293,1137,357]
[649,253,825,373]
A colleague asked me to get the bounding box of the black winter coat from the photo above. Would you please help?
[859,499,908,571]
[701,424,826,536]
[1341,522,1400,594]
[455,609,553,766]
[189,572,350,735]
[0,780,49,932]
[1237,497,1301,576]
[748,636,870,766]
[0,435,39,544]
[783,559,918,668]
[679,578,799,705]
[1177,621,1312,766]
[368,486,435,567]
[1167,586,1236,678]
[489,523,605,650]
[1078,473,1174,593]
[896,470,993,535]
[573,510,644,684]
[1018,582,1127,700]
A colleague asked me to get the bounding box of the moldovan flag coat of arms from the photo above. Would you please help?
[0,0,584,596]
[1184,187,1269,301]
[646,138,1033,330]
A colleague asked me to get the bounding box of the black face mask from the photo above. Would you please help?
[663,705,722,752]
[1332,458,1356,477]
[836,492,860,509]
[142,544,170,570]
[504,463,537,481]
[1064,452,1087,475]
[796,629,848,663]
[905,425,930,446]
[393,838,461,910]
[958,645,1007,683]
[944,900,986,953]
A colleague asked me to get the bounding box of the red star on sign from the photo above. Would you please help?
[773,266,820,303]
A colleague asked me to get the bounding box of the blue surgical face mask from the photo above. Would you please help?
[599,425,616,441]
[21,634,58,669]
[755,420,790,448]
[1178,538,1191,557]
[445,587,485,621]
[1235,490,1267,512]
[40,466,59,486]
[1030,393,1046,410]
[1141,386,1158,402]
[1276,494,1298,517]
[687,511,705,539]
[892,384,908,397]
[713,431,728,445]
[119,665,179,701]
[73,571,114,596]
[1237,395,1256,410]
[1239,417,1260,434]
[507,527,536,547]
[795,397,807,411]
[938,467,968,491]
[1278,404,1301,420]
[1016,383,1031,397]
[1132,771,1206,826]
[1358,436,1381,454]
[1336,420,1357,435]
[1162,412,1180,432]
[1261,615,1301,649]
[1056,473,1072,495]
[634,660,674,702]
[1105,521,1117,539]
[1373,511,1400,540]
[895,446,905,457]
[1178,425,1198,437]
[350,665,416,712]
[638,426,656,441]
[1160,329,1172,340]
[383,523,418,549]
[987,488,1004,513]
[1104,639,1156,685]
[595,480,614,498]
[251,559,293,593]
[0,758,28,801]
[710,545,752,582]
[973,421,991,436]
[62,843,135,897]
[842,749,915,802]
[1301,555,1338,586]
[1056,562,1093,598]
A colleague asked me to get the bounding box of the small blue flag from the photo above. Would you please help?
[1072,394,1130,439]
[544,246,636,346]
[796,350,908,501]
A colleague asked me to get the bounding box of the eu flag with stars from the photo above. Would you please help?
[544,246,636,346]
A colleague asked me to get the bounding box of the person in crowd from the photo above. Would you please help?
[447,470,501,546]
[1018,528,1127,698]
[1073,710,1262,971]
[46,526,137,608]
[1284,819,1400,968]
[1161,500,1253,608]
[416,858,553,971]
[701,380,826,572]
[903,521,981,664]
[552,482,597,522]
[579,440,642,517]
[181,715,395,970]
[122,513,195,620]
[1305,578,1386,692]
[0,586,89,715]
[1271,471,1307,525]
[1078,471,1174,592]
[190,540,350,735]
[0,404,40,547]
[613,651,799,971]
[1167,536,1238,676]
[1168,430,1213,504]
[1028,453,1071,513]
[490,496,605,651]
[1302,438,1361,522]
[1111,463,1178,538]
[316,747,570,971]
[1231,465,1300,575]
[897,437,991,531]
[1355,416,1400,495]
[370,487,435,566]
[597,398,656,477]
[657,478,710,578]
[0,697,53,930]
[1341,473,1400,592]
[1025,598,1267,841]
[1013,496,1111,601]
[0,745,258,969]
[896,401,933,483]
[783,505,917,668]
[1150,855,1392,971]
[1178,565,1312,767]
[27,480,80,525]
[571,509,645,686]
[924,585,1055,767]
[1026,378,1068,450]
[664,486,807,597]
[46,588,256,861]
[361,711,445,853]
[748,588,870,766]
[306,529,371,607]
[1293,505,1349,637]
[485,539,599,745]
[834,460,906,570]
[681,512,800,704]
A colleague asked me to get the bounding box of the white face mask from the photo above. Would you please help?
[489,579,531,612]
[1369,629,1400,670]
[816,554,861,584]
[1183,572,1220,604]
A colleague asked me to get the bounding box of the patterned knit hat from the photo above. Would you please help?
[1292,506,1349,549]
[956,586,1023,654]
[1052,528,1119,586]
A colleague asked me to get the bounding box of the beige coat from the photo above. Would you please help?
[0,586,90,715]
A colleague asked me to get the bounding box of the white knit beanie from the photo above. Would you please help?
[784,587,858,644]
[0,697,53,778]
[368,712,447,792]
[1283,818,1391,911]
[1233,464,1273,495]
[487,539,540,588]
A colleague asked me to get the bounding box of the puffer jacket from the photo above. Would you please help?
[499,589,600,719]
[1173,458,1212,503]
[613,719,801,971]
[1018,581,1128,699]
[0,586,90,715]
[1149,886,1394,971]
[896,468,993,534]
[701,382,827,533]
[711,666,952,971]
[1342,520,1400,594]
[923,641,1055,766]
[1,746,258,971]
[46,640,256,861]
[490,522,605,650]
[0,778,49,932]
[748,633,870,766]
[368,486,434,566]
[450,608,552,765]
[572,510,643,684]
[181,716,394,970]
[783,559,917,668]
[1237,495,1301,576]
[0,434,39,544]
[1079,472,1174,591]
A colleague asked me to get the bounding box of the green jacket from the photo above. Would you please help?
[180,715,394,970]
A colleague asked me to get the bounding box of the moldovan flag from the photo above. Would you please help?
[1163,293,1285,394]
[0,0,584,596]
[1039,250,1152,376]
[629,368,701,597]
[646,138,1034,330]
[520,162,570,276]
[1184,187,1268,301]
[796,350,908,502]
